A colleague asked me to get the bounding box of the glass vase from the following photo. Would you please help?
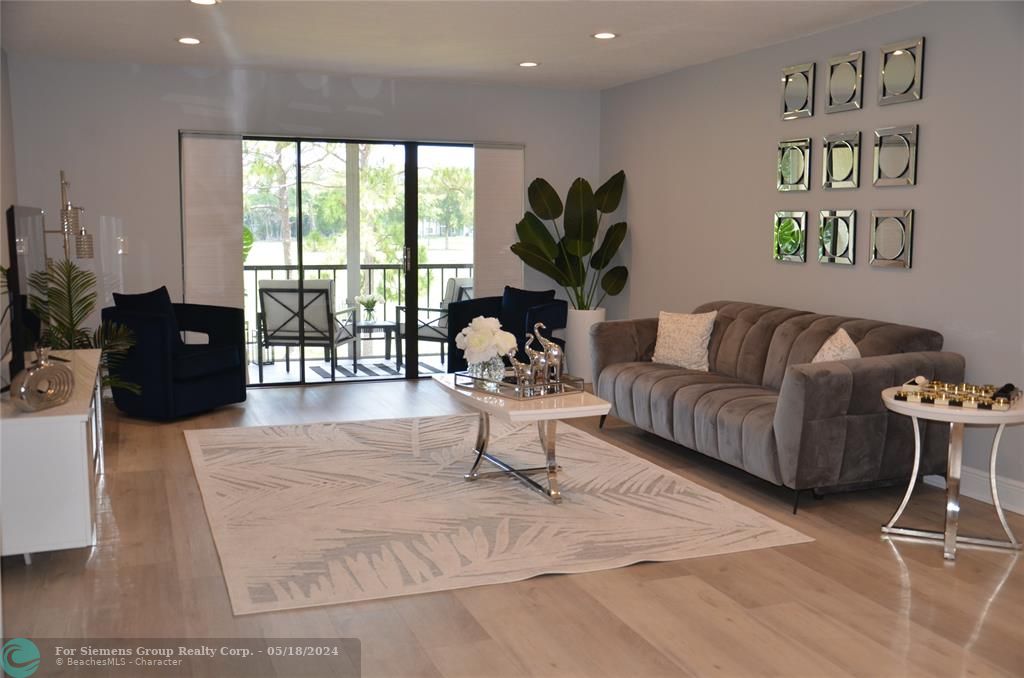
[468,355,506,390]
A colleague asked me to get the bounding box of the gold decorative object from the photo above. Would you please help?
[894,380,1020,411]
[9,347,75,412]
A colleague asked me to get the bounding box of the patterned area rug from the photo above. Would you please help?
[185,415,811,615]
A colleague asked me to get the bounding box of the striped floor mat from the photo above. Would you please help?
[309,361,443,380]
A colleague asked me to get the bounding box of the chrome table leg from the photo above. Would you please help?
[883,420,1021,558]
[463,415,563,504]
[989,424,1020,548]
[883,416,922,530]
[944,422,964,560]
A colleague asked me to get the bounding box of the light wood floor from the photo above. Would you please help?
[3,381,1022,677]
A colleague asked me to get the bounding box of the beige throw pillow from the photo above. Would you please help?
[812,328,861,363]
[652,310,717,371]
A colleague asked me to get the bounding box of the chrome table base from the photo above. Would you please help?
[464,412,563,504]
[883,419,1021,560]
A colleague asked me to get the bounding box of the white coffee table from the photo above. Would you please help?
[881,385,1023,560]
[432,374,611,503]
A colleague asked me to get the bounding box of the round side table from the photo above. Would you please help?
[881,386,1023,560]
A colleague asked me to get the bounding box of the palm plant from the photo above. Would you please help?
[510,171,629,310]
[28,259,138,393]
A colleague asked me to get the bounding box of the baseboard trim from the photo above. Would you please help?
[924,469,1024,516]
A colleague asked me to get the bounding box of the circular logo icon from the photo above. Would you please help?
[1,638,40,678]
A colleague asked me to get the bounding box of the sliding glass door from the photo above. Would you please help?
[242,137,475,386]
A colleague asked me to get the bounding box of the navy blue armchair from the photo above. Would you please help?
[101,287,246,420]
[446,286,568,373]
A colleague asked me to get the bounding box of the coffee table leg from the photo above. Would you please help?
[538,420,561,503]
[944,422,964,560]
[465,412,490,480]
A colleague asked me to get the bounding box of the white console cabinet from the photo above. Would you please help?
[1,350,103,557]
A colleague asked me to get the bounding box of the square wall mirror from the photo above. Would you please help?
[822,131,860,189]
[879,37,924,105]
[819,210,855,265]
[871,209,913,268]
[778,138,810,192]
[774,211,806,262]
[826,51,863,113]
[873,125,918,187]
[782,63,814,120]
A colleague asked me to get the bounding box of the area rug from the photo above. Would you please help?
[184,415,811,615]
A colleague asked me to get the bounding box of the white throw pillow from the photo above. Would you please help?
[812,328,861,363]
[652,310,717,371]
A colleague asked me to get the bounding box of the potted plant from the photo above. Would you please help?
[510,170,628,382]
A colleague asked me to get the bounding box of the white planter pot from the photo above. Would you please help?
[565,308,606,384]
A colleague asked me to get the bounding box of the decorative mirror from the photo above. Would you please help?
[873,125,918,186]
[822,131,860,189]
[826,51,863,113]
[782,63,814,120]
[879,37,924,105]
[871,209,913,268]
[773,211,806,262]
[777,138,810,192]
[819,210,855,265]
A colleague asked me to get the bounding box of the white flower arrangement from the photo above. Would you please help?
[455,316,518,365]
[354,293,379,311]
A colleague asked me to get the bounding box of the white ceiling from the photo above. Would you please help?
[1,1,913,90]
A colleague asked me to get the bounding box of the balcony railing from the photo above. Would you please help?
[243,263,473,323]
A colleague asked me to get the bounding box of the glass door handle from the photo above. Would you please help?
[403,246,411,272]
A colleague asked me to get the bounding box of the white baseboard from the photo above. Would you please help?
[924,469,1024,516]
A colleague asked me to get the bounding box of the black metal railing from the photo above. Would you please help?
[243,263,473,372]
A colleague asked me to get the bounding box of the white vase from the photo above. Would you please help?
[565,307,606,384]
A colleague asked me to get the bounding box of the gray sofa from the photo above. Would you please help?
[591,301,965,501]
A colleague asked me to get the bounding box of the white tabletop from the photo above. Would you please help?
[1,349,101,423]
[881,385,1024,426]
[433,373,610,423]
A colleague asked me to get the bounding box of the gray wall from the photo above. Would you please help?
[600,1,1024,481]
[6,58,600,299]
[0,50,17,267]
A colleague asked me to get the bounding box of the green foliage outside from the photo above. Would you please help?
[242,141,473,308]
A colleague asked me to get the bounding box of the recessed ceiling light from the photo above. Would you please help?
[190,0,218,4]
[593,32,617,40]
[178,37,201,45]
[519,62,539,68]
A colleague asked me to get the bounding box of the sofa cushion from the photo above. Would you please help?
[813,328,860,363]
[652,310,716,370]
[173,344,241,381]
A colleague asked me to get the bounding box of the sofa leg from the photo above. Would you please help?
[599,415,607,429]
[792,490,802,515]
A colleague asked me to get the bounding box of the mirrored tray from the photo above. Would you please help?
[454,370,585,400]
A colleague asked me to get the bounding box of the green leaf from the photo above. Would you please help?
[600,266,629,296]
[562,236,594,257]
[515,212,559,259]
[242,227,254,262]
[527,178,563,220]
[594,170,626,214]
[510,243,569,286]
[590,221,627,269]
[555,247,584,287]
[563,178,598,248]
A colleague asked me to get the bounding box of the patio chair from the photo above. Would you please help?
[256,279,357,381]
[396,277,474,368]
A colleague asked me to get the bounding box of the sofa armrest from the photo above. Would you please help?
[774,351,965,490]
[173,303,244,348]
[589,318,659,384]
